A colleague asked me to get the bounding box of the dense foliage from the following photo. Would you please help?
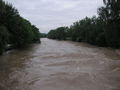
[41,33,47,38]
[0,0,41,54]
[48,27,68,40]
[99,0,120,47]
[48,0,120,48]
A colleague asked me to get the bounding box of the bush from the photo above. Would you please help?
[0,26,9,54]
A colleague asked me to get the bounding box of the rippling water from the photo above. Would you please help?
[0,38,120,90]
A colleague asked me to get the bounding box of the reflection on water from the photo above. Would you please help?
[0,38,120,90]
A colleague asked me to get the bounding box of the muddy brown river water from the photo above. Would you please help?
[0,38,120,90]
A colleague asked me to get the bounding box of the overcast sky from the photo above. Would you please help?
[4,0,103,33]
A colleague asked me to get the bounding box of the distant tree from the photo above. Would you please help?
[48,27,68,40]
[41,33,47,38]
[48,16,107,47]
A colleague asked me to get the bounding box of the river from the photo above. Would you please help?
[0,38,120,90]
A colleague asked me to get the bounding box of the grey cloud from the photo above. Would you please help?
[4,0,103,33]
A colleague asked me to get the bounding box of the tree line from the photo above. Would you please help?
[0,0,41,54]
[41,33,47,38]
[48,0,120,48]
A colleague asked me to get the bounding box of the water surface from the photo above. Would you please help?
[0,38,120,90]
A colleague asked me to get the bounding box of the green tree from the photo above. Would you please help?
[99,0,120,47]
[0,0,41,54]
[0,26,9,54]
[48,27,68,40]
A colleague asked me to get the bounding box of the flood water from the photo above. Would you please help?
[0,38,120,90]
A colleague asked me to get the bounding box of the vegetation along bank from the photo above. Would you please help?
[0,0,41,55]
[48,0,120,48]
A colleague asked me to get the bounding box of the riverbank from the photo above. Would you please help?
[0,39,41,55]
[49,37,120,51]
